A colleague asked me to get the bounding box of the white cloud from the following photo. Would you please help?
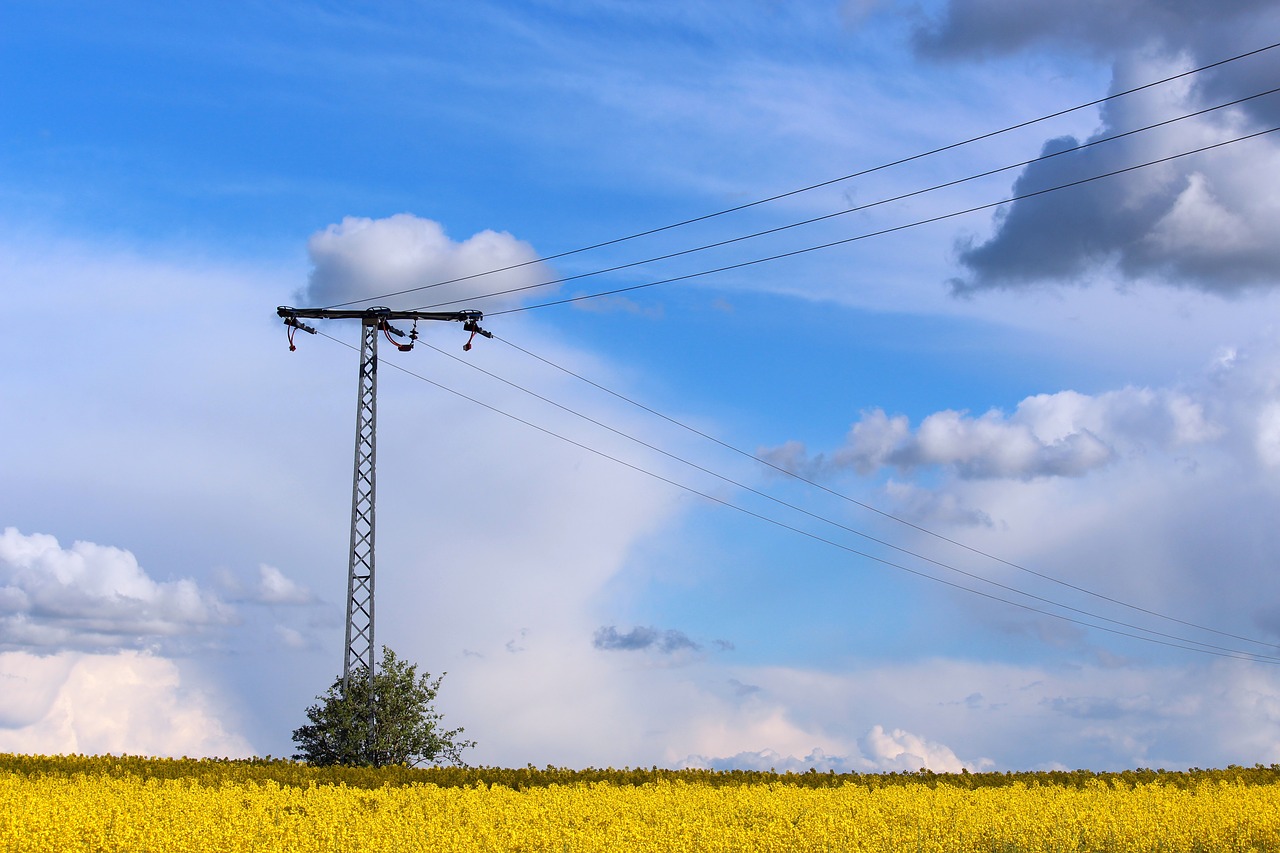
[674,658,1280,771]
[6,208,1280,771]
[477,644,1280,771]
[274,625,308,650]
[1254,402,1280,469]
[756,338,1280,684]
[881,480,994,528]
[0,528,232,651]
[0,220,701,761]
[302,214,550,312]
[766,384,1220,481]
[0,650,253,757]
[452,640,999,772]
[858,725,972,773]
[682,728,979,774]
[255,564,314,605]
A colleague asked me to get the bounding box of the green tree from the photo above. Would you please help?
[291,646,475,767]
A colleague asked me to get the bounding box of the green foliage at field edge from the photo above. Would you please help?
[4,753,1280,792]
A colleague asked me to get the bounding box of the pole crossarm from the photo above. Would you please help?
[277,306,483,324]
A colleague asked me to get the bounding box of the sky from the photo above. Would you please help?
[3,0,1280,772]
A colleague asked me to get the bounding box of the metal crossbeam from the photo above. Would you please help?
[281,306,483,323]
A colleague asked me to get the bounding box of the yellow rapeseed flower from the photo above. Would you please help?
[3,754,1280,852]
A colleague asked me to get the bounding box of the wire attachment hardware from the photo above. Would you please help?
[462,318,494,352]
[282,315,318,351]
[379,319,416,352]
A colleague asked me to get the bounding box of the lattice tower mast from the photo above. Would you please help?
[277,306,491,694]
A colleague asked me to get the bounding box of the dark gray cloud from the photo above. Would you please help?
[593,625,701,654]
[915,1,1280,295]
[913,0,1278,67]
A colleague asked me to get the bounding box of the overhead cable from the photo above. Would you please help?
[401,86,1279,313]
[419,337,1280,661]
[466,125,1280,315]
[492,334,1280,654]
[307,331,1280,665]
[322,40,1280,311]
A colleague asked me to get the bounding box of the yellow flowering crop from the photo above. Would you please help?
[3,755,1279,852]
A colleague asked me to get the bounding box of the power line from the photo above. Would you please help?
[305,330,1280,664]
[491,334,1280,653]
[287,39,1280,662]
[416,338,1280,661]
[399,86,1279,313]
[465,125,1280,315]
[321,40,1280,312]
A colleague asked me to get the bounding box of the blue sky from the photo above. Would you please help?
[5,0,1280,771]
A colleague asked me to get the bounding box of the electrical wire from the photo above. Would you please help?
[417,337,1280,661]
[287,39,1280,661]
[491,334,1280,653]
[302,330,1280,665]
[460,125,1280,315]
[319,39,1280,312]
[396,85,1280,312]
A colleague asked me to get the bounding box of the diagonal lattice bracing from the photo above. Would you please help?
[344,319,378,693]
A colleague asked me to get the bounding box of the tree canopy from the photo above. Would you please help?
[291,646,474,767]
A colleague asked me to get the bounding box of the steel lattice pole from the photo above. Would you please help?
[343,318,378,696]
[276,304,490,756]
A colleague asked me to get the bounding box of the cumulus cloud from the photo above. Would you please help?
[763,385,1217,481]
[0,529,232,651]
[915,1,1280,294]
[750,339,1280,662]
[0,650,253,757]
[593,625,701,654]
[683,727,980,773]
[254,564,314,605]
[301,213,550,312]
[858,725,975,772]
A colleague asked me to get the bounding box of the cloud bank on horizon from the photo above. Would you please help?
[0,529,294,758]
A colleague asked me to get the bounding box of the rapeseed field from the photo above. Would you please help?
[3,754,1279,851]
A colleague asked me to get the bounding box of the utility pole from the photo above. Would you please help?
[277,306,491,699]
